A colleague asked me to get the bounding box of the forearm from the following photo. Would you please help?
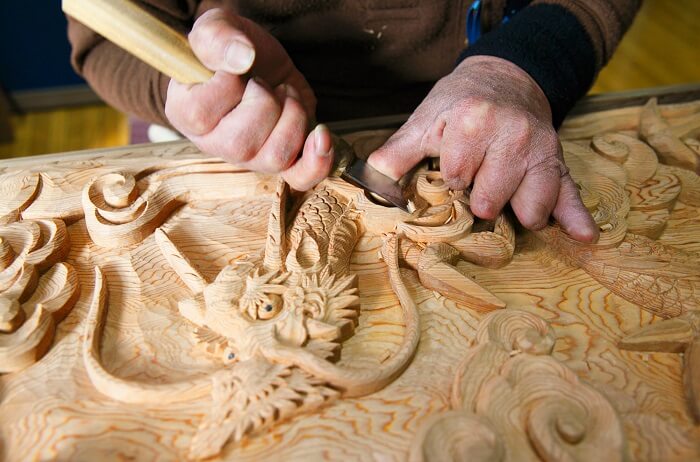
[461,0,642,127]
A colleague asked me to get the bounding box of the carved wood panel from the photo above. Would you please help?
[0,98,699,461]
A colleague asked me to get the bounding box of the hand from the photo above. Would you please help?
[367,55,598,243]
[165,8,334,191]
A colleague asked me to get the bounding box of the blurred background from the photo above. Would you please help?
[0,0,698,160]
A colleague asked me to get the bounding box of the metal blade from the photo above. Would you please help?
[341,158,410,212]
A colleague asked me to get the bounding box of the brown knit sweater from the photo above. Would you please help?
[66,0,641,126]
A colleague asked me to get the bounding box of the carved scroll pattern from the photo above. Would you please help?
[411,310,626,462]
[0,219,79,373]
[344,170,512,312]
[81,162,264,248]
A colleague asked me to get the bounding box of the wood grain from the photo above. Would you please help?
[1,97,699,461]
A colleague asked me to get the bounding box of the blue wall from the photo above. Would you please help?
[0,4,85,91]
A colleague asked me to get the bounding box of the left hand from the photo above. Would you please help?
[367,55,598,243]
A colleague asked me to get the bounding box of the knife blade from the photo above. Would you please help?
[63,0,412,212]
[329,134,411,212]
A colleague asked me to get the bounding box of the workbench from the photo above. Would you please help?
[0,86,699,461]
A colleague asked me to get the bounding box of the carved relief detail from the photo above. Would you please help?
[81,162,260,248]
[640,98,700,173]
[620,310,700,423]
[411,310,626,462]
[536,131,700,319]
[0,172,40,224]
[0,219,78,373]
[356,171,511,312]
[82,181,420,459]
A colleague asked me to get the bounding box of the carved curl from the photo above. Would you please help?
[412,310,625,462]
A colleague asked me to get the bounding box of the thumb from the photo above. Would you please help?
[367,120,429,181]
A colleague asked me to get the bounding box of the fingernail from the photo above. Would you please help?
[225,40,255,73]
[314,124,332,157]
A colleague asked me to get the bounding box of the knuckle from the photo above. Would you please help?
[265,152,292,172]
[225,140,256,164]
[190,10,244,57]
[506,113,532,146]
[530,157,565,179]
[456,95,488,113]
[181,102,218,135]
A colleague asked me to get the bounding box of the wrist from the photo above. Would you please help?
[458,4,597,128]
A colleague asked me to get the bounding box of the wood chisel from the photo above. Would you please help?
[62,0,411,212]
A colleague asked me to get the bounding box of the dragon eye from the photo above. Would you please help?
[222,347,238,364]
[257,293,282,320]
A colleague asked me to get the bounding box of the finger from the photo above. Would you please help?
[367,117,428,181]
[509,158,562,230]
[189,9,255,74]
[191,78,281,164]
[281,124,334,191]
[244,84,308,173]
[439,100,493,191]
[553,174,600,243]
[166,73,245,136]
[469,126,531,220]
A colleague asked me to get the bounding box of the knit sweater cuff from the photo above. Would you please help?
[458,3,597,128]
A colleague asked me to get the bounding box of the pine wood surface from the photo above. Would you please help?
[0,97,699,461]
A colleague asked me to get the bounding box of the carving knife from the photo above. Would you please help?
[62,0,411,212]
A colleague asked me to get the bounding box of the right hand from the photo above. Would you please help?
[165,8,334,191]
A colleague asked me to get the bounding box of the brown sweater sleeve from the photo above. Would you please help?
[66,1,199,125]
[462,0,642,127]
[532,0,641,68]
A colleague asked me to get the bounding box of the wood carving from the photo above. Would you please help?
[411,309,626,462]
[0,218,78,373]
[0,172,40,224]
[411,309,699,462]
[1,97,699,461]
[640,98,700,173]
[619,311,700,423]
[536,129,699,319]
[80,180,420,458]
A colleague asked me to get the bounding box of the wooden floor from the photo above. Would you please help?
[0,105,128,159]
[590,0,700,93]
[0,0,698,160]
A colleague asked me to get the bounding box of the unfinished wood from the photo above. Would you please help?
[1,98,700,461]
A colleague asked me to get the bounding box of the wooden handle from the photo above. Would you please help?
[63,0,213,84]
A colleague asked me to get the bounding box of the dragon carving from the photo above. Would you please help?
[82,179,420,459]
